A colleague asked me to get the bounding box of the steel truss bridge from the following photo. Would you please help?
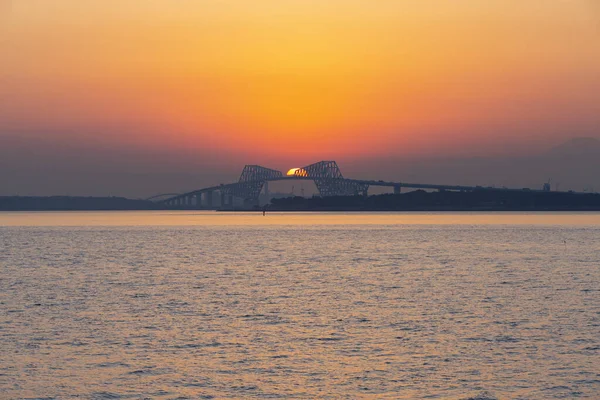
[151,160,549,209]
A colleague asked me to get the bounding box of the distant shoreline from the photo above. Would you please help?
[265,190,600,212]
[3,208,600,212]
[248,207,600,212]
[0,196,160,212]
[2,191,600,212]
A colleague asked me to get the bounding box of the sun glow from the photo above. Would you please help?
[286,168,308,177]
[3,1,599,161]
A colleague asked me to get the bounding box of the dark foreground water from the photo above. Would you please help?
[1,211,599,399]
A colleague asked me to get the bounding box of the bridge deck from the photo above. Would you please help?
[155,176,561,204]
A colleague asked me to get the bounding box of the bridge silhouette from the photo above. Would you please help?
[152,160,550,209]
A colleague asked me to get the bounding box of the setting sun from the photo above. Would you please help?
[286,168,308,177]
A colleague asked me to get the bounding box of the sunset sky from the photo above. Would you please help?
[1,1,599,195]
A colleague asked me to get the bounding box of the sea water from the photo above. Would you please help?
[1,211,599,399]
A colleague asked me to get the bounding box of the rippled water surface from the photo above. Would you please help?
[1,211,599,399]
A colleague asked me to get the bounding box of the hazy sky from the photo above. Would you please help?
[1,1,599,195]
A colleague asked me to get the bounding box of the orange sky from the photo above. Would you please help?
[1,1,600,163]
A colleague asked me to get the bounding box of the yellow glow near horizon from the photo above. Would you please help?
[286,168,308,177]
[2,1,600,159]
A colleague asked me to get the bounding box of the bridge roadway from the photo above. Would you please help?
[156,176,551,208]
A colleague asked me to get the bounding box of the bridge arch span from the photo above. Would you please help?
[146,193,181,202]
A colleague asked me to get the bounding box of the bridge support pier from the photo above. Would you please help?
[220,191,226,208]
[195,193,202,208]
[228,195,233,208]
[394,185,401,195]
[207,191,213,208]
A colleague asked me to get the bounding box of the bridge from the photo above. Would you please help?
[151,160,553,209]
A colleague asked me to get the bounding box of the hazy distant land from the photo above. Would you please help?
[268,190,600,211]
[2,190,600,212]
[0,196,158,211]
